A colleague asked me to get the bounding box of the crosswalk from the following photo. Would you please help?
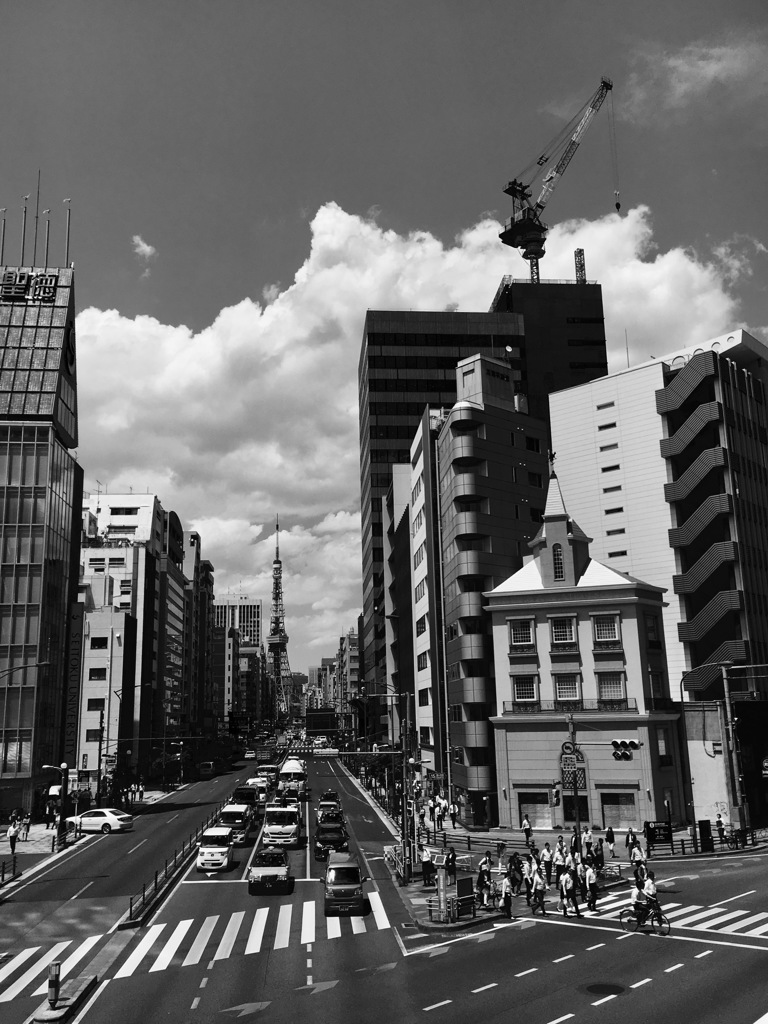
[577,889,768,937]
[0,892,392,1003]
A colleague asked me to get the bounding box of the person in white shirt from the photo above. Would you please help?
[540,842,554,885]
[585,862,598,911]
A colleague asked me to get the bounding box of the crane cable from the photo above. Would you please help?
[608,88,621,212]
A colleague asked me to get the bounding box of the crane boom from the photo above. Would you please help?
[499,76,613,283]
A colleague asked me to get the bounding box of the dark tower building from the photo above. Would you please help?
[358,274,608,728]
[0,261,84,814]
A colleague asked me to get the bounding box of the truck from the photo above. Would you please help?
[262,802,302,847]
[255,741,278,765]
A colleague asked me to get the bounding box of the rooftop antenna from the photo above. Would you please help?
[63,198,72,266]
[95,479,103,497]
[0,209,6,264]
[32,170,41,265]
[20,194,30,264]
[43,210,50,266]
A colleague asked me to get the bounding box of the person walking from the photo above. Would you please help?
[138,778,145,801]
[625,826,636,854]
[540,842,553,885]
[531,864,548,915]
[45,799,55,830]
[586,861,599,911]
[501,871,514,918]
[20,811,31,841]
[508,852,524,896]
[716,813,726,845]
[594,838,605,869]
[446,846,457,885]
[476,862,492,909]
[449,801,459,829]
[436,802,445,831]
[420,844,434,887]
[584,826,593,857]
[553,842,566,886]
[605,825,615,858]
[521,814,532,847]
[559,868,583,918]
[522,854,534,906]
[428,797,435,823]
[576,856,587,902]
[7,819,20,856]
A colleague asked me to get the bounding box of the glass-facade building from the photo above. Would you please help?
[0,265,83,814]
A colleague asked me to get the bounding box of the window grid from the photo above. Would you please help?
[593,615,619,641]
[553,543,564,580]
[509,620,532,645]
[551,617,574,643]
[598,672,624,700]
[513,675,537,701]
[555,674,580,700]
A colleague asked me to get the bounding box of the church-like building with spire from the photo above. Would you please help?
[487,470,686,833]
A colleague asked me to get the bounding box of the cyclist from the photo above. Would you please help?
[631,869,659,925]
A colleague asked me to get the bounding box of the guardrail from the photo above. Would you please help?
[123,803,226,926]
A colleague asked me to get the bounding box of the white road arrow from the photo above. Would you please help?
[356,963,397,974]
[221,1003,271,1017]
[296,981,339,995]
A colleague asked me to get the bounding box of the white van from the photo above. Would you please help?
[196,826,234,872]
[262,802,302,846]
[277,758,308,801]
[218,803,254,845]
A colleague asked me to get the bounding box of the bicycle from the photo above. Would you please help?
[723,829,740,850]
[475,878,502,911]
[619,897,670,936]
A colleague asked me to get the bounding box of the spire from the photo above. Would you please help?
[543,469,567,519]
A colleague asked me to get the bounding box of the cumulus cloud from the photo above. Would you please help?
[77,201,755,668]
[626,35,768,121]
[132,234,157,278]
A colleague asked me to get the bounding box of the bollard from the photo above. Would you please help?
[681,840,686,856]
[48,960,61,1008]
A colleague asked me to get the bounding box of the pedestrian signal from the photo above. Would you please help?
[612,738,641,760]
[550,786,561,806]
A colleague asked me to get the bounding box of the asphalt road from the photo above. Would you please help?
[3,755,768,1024]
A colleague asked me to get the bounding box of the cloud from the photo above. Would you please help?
[76,201,754,669]
[626,35,768,121]
[132,234,157,278]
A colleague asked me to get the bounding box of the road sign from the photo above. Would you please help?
[104,754,117,768]
[648,820,672,843]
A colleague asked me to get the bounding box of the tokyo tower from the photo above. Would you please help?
[267,515,292,720]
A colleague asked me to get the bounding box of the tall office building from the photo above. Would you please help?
[550,330,768,823]
[359,275,608,737]
[214,594,262,730]
[183,532,215,736]
[0,263,83,815]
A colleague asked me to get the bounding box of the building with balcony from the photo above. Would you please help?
[488,472,685,832]
[549,330,768,823]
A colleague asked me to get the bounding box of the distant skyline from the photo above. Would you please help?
[2,1,766,671]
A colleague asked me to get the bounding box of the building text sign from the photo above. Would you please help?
[1,270,58,303]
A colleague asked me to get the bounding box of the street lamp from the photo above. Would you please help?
[41,762,69,848]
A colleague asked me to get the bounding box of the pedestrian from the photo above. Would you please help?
[576,857,587,901]
[501,872,514,918]
[508,852,523,895]
[531,864,548,915]
[605,825,615,858]
[716,813,725,844]
[446,846,457,885]
[594,838,605,869]
[522,854,534,906]
[45,799,55,830]
[584,826,593,857]
[559,868,583,918]
[570,825,581,857]
[418,804,426,836]
[138,778,145,800]
[428,797,435,823]
[625,826,636,853]
[449,800,458,829]
[540,841,553,885]
[586,861,598,911]
[521,814,532,847]
[7,819,20,855]
[21,811,31,841]
[476,862,492,909]
[553,842,566,886]
[436,803,444,831]
[420,844,434,887]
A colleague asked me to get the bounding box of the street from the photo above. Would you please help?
[2,756,768,1023]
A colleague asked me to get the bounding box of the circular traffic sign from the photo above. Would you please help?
[561,741,575,754]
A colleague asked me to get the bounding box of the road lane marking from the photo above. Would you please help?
[0,948,39,984]
[720,912,768,933]
[69,881,94,900]
[301,902,315,945]
[592,995,617,1005]
[0,941,71,1003]
[127,838,149,854]
[515,968,537,977]
[546,1016,574,1024]
[32,935,103,995]
[167,814,179,823]
[368,890,391,929]
[472,984,498,993]
[663,905,704,919]
[694,911,749,930]
[245,908,268,954]
[695,951,713,958]
[671,908,729,927]
[630,979,651,988]
[711,890,755,905]
[191,997,200,1009]
[274,905,292,948]
[114,924,166,978]
[351,916,366,934]
[424,1001,452,1011]
[553,955,574,963]
[182,916,219,966]
[150,920,193,971]
[214,912,245,960]
[587,943,605,950]
[665,964,684,972]
[326,916,342,939]
[745,921,768,937]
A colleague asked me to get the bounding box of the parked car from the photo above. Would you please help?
[65,808,134,834]
[247,847,294,894]
[314,823,350,860]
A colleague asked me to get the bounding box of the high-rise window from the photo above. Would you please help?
[553,543,564,580]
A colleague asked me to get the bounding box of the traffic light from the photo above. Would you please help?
[550,786,561,806]
[612,739,641,760]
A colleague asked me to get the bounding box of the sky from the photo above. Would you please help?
[2,1,767,672]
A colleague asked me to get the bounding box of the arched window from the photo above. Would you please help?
[553,543,564,580]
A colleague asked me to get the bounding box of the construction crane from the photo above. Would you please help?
[499,76,619,284]
[266,515,292,721]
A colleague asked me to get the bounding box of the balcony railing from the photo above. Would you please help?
[503,698,638,714]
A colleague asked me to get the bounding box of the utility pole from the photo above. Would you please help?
[567,715,582,853]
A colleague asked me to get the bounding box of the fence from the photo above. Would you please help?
[123,803,225,925]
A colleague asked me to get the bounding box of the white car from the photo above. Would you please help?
[66,808,134,834]
[244,749,257,760]
[196,826,234,872]
[247,847,294,894]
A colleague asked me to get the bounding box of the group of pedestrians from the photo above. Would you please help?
[418,794,459,835]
